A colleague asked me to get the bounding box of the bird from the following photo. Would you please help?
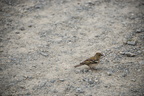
[74,52,103,69]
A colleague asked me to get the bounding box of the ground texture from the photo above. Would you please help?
[0,0,144,96]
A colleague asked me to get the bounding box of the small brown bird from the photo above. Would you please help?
[74,52,103,69]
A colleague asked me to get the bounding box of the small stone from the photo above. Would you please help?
[74,70,81,74]
[38,80,47,88]
[25,92,31,96]
[137,69,141,72]
[83,78,88,82]
[87,1,95,6]
[87,95,92,96]
[122,73,127,77]
[131,79,136,82]
[136,29,144,33]
[28,25,32,27]
[95,79,99,83]
[139,60,144,65]
[15,32,20,34]
[50,80,56,83]
[0,50,3,53]
[104,84,111,88]
[125,52,136,57]
[0,39,2,42]
[137,51,141,54]
[59,79,65,82]
[76,87,84,93]
[120,52,136,57]
[19,27,25,31]
[65,85,74,91]
[120,52,125,55]
[131,89,138,93]
[53,90,58,93]
[81,69,90,73]
[127,40,137,46]
[107,71,112,76]
[39,52,49,57]
[88,79,94,84]
[35,4,42,9]
[0,68,3,71]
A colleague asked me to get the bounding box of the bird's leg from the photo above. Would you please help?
[89,66,94,70]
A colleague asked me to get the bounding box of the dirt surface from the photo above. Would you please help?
[0,0,144,96]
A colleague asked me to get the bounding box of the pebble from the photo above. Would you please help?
[122,73,127,77]
[53,90,58,93]
[83,78,89,82]
[59,79,65,82]
[28,25,33,27]
[137,51,141,54]
[19,27,25,31]
[65,85,74,91]
[120,52,136,57]
[35,4,42,9]
[74,70,81,74]
[38,80,47,88]
[136,29,144,33]
[25,92,31,96]
[76,87,84,93]
[87,1,95,6]
[0,68,3,71]
[0,39,2,42]
[107,71,112,76]
[131,79,136,82]
[15,32,20,34]
[126,40,137,46]
[39,52,49,57]
[50,80,56,83]
[87,95,92,96]
[104,84,111,88]
[139,60,144,65]
[81,69,90,73]
[130,88,138,93]
[88,79,94,84]
[137,69,141,72]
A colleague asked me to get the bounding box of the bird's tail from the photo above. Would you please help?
[74,64,83,68]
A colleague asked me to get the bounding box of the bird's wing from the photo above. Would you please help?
[81,58,98,65]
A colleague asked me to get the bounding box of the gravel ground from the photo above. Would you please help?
[0,0,144,96]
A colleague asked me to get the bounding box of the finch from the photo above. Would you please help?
[74,52,103,69]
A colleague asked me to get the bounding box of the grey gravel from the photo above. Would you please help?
[39,81,47,87]
[107,71,113,76]
[0,0,143,96]
[59,79,65,82]
[39,51,49,57]
[50,80,56,83]
[19,27,25,31]
[139,60,144,65]
[121,73,127,77]
[15,32,20,34]
[76,87,84,93]
[88,78,94,84]
[131,79,136,82]
[81,69,91,73]
[104,84,111,88]
[120,52,136,57]
[126,40,137,46]
[0,68,3,71]
[136,29,144,33]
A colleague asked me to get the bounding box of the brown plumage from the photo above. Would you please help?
[74,52,103,69]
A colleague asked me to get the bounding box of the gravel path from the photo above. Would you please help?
[0,0,144,96]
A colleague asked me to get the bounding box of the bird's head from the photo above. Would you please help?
[95,52,103,57]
